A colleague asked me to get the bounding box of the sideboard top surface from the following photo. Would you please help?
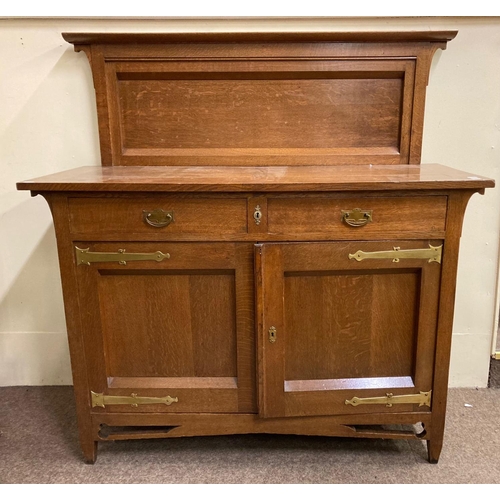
[17,164,494,193]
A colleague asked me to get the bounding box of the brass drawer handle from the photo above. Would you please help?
[341,208,372,227]
[143,209,174,228]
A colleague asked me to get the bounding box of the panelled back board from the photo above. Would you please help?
[64,31,456,166]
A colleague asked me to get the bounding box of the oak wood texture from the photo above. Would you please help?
[62,31,458,45]
[76,242,255,414]
[426,191,476,463]
[256,241,441,418]
[16,31,496,464]
[91,412,433,442]
[16,164,495,193]
[68,196,248,236]
[267,195,447,236]
[60,31,455,166]
[43,194,98,464]
[59,193,450,242]
[37,186,490,464]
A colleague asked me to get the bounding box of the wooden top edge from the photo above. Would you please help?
[61,31,458,45]
[16,164,494,193]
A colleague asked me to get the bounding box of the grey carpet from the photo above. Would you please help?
[1,386,499,484]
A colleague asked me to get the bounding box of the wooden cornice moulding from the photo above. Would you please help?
[62,30,457,167]
[62,31,458,45]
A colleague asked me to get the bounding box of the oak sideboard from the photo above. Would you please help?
[17,31,494,463]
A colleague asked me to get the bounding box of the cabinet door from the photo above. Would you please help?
[75,242,254,413]
[256,241,442,418]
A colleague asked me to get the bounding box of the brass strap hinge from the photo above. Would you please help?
[91,391,178,408]
[345,390,432,408]
[349,244,442,264]
[76,247,170,266]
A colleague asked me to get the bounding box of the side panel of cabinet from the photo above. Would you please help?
[75,242,255,413]
[256,241,442,418]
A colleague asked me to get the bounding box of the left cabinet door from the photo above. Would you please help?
[74,242,255,414]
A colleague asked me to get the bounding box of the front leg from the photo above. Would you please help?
[82,439,98,464]
[427,438,442,464]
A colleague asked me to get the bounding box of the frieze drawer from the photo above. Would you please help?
[68,196,248,237]
[267,195,447,238]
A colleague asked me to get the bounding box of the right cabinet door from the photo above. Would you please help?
[256,241,442,418]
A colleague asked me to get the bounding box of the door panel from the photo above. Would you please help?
[284,270,419,381]
[99,273,237,378]
[76,242,255,413]
[256,241,441,418]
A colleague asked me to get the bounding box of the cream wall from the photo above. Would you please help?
[1,17,499,387]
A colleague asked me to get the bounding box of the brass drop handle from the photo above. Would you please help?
[341,208,372,227]
[143,209,174,228]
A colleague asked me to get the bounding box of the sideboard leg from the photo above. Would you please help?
[427,439,442,464]
[82,440,98,464]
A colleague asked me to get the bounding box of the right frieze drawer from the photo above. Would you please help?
[266,195,447,237]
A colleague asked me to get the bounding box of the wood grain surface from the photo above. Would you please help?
[17,164,495,193]
[257,241,441,418]
[75,242,255,416]
[58,31,454,166]
[62,31,458,45]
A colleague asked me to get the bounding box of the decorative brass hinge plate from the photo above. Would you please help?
[349,244,442,264]
[91,391,178,408]
[76,247,170,266]
[345,390,432,408]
